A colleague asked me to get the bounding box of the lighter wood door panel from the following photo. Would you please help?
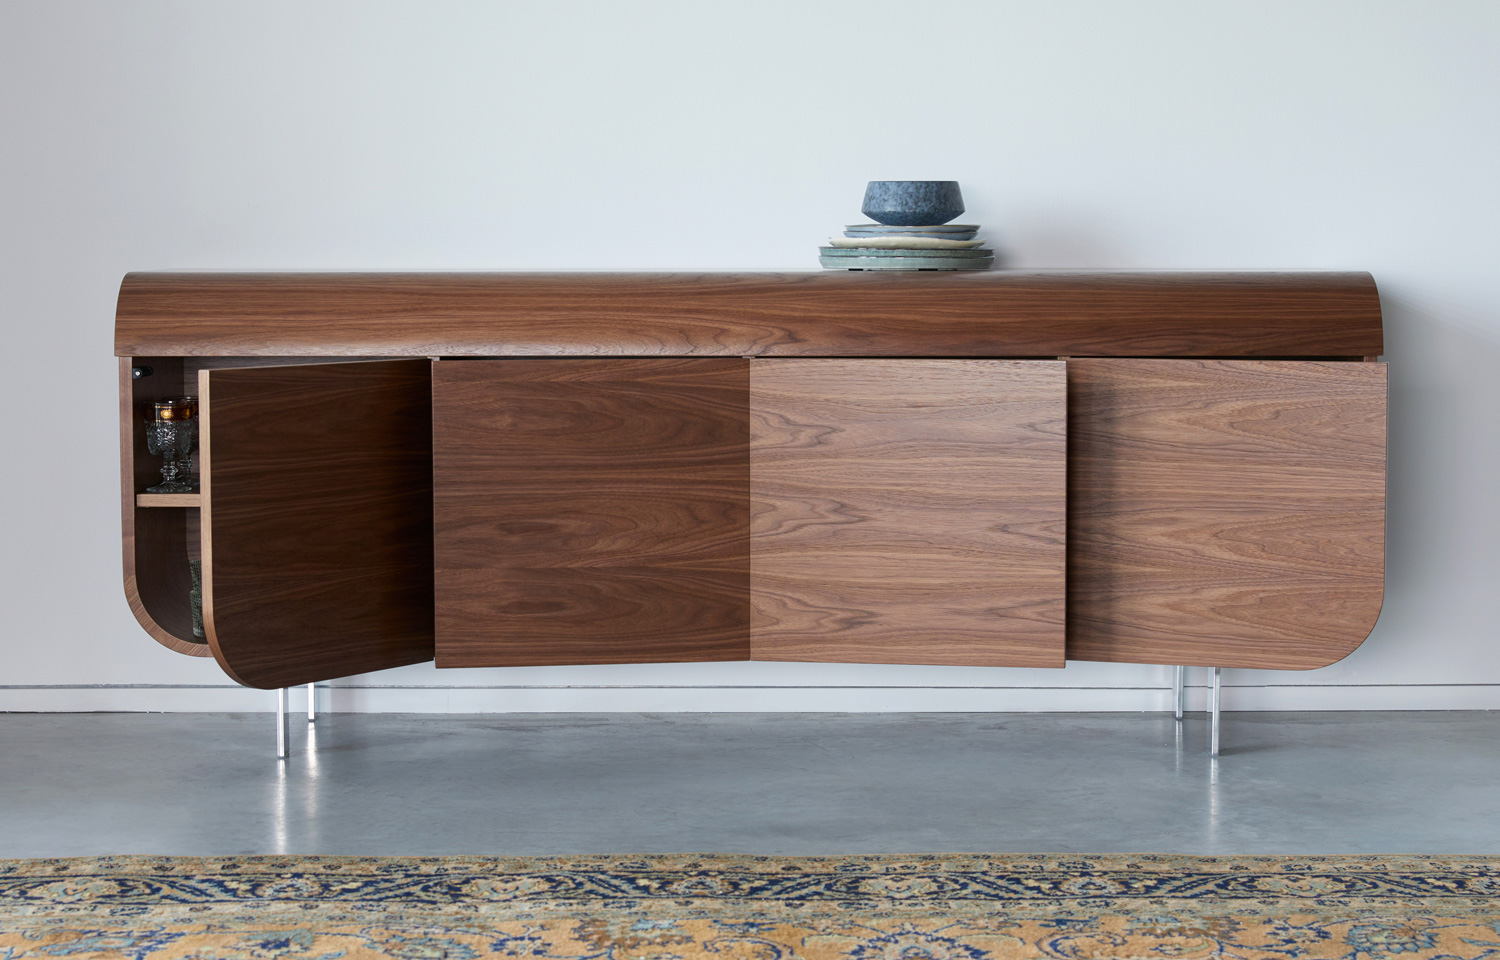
[433,359,750,667]
[200,360,434,688]
[1067,359,1386,670]
[750,360,1067,667]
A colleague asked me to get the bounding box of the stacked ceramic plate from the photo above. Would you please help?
[820,223,994,271]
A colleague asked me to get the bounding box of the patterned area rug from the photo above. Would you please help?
[2,854,1499,959]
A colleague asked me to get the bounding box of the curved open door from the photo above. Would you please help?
[200,360,434,688]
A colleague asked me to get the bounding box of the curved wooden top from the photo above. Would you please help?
[116,271,1383,358]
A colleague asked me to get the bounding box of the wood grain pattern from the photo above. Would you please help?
[750,360,1067,667]
[137,493,201,507]
[200,360,434,688]
[1066,360,1387,670]
[120,356,208,655]
[115,272,1383,359]
[433,358,751,667]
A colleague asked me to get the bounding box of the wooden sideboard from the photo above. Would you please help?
[117,272,1387,689]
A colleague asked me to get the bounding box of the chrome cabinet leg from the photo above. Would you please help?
[1173,666,1184,721]
[275,687,289,760]
[307,682,316,723]
[1209,667,1222,757]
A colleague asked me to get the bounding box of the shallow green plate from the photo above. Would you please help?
[819,254,994,271]
[819,245,992,258]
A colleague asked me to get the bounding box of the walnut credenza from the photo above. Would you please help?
[116,272,1386,690]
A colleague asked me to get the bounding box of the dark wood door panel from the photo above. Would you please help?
[433,358,751,666]
[200,360,434,688]
[1066,359,1387,670]
[750,359,1067,667]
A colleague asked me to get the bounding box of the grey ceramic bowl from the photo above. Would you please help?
[861,181,965,226]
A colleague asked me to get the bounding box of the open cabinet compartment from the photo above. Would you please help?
[121,356,205,655]
[122,356,436,687]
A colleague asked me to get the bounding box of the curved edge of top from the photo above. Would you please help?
[115,270,1384,359]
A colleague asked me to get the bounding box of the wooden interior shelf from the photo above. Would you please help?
[136,492,201,508]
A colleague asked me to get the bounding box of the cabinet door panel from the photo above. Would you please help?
[750,360,1067,667]
[1067,359,1386,669]
[200,360,434,688]
[433,359,750,666]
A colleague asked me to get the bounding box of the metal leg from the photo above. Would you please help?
[307,682,316,723]
[1173,666,1184,721]
[276,687,289,760]
[1209,667,1222,757]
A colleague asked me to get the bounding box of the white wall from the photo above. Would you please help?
[3,1,1498,712]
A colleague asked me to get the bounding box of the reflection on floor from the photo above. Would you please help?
[2,712,1497,857]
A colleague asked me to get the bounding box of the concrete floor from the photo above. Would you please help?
[1,711,1497,857]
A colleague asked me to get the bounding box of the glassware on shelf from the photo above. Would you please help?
[144,395,199,493]
[189,560,204,639]
[153,397,197,422]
